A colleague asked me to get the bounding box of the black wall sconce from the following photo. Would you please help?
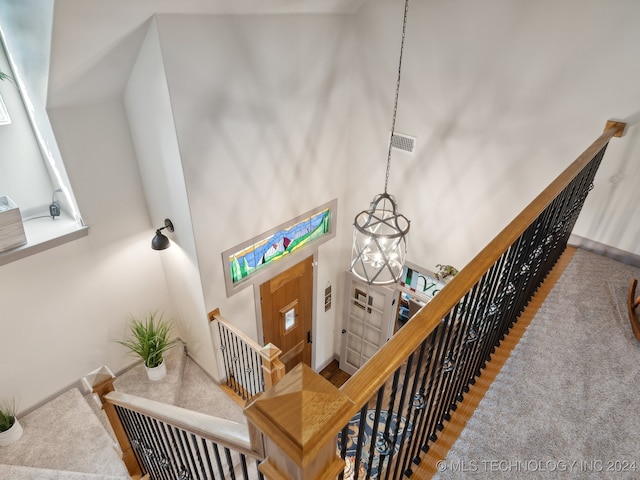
[151,218,174,250]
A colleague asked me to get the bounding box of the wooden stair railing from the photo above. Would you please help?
[244,120,626,480]
[86,367,264,479]
[209,308,285,404]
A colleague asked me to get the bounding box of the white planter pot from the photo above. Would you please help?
[145,361,166,381]
[0,419,23,447]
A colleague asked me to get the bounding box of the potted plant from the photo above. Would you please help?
[117,312,180,381]
[435,264,459,282]
[0,398,23,447]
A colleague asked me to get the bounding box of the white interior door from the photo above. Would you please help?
[339,272,399,375]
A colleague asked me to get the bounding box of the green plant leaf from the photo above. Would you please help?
[0,398,17,432]
[115,312,180,368]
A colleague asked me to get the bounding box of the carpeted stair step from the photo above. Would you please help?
[113,341,187,405]
[0,388,129,477]
[0,464,129,480]
[83,342,189,445]
[174,352,246,425]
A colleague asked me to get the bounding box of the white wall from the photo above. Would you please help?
[124,19,218,380]
[351,0,640,273]
[0,100,175,412]
[5,0,640,412]
[155,14,353,368]
[0,0,82,218]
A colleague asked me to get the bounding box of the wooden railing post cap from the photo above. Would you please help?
[605,120,626,137]
[261,343,282,360]
[245,363,353,478]
[208,308,221,322]
[82,365,116,393]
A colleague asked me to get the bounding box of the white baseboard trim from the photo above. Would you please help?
[569,234,640,268]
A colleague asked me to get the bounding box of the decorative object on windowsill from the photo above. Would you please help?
[350,0,411,286]
[151,218,174,250]
[0,398,23,447]
[116,312,180,381]
[0,195,27,253]
[435,264,459,282]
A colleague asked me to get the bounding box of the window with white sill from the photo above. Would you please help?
[0,25,86,266]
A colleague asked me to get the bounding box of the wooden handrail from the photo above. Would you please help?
[104,391,258,458]
[209,308,263,352]
[338,120,626,416]
[246,121,626,480]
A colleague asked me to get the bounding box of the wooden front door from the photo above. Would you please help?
[260,256,313,372]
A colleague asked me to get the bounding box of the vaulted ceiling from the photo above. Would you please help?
[47,0,368,108]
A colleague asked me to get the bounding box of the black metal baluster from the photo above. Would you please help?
[227,332,244,399]
[439,300,475,424]
[364,388,385,479]
[253,348,264,395]
[188,432,207,480]
[131,410,160,476]
[239,454,249,480]
[173,426,194,478]
[352,404,369,480]
[227,331,244,399]
[137,412,164,477]
[395,341,428,477]
[433,317,460,434]
[200,438,218,480]
[452,281,485,405]
[246,345,257,397]
[218,323,232,391]
[237,340,250,400]
[257,350,266,393]
[148,418,173,480]
[180,429,200,479]
[164,419,188,477]
[220,325,233,391]
[407,329,440,458]
[115,406,147,475]
[157,418,182,478]
[212,442,225,478]
[419,323,449,447]
[439,298,472,418]
[385,352,414,479]
[242,341,254,398]
[223,447,237,480]
[338,422,349,480]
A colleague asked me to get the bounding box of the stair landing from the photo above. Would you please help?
[0,387,129,478]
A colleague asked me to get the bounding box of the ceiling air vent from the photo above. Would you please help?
[390,132,416,154]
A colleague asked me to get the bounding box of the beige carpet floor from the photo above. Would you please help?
[0,344,246,478]
[433,249,640,480]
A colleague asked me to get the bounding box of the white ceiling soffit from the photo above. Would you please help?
[46,0,369,107]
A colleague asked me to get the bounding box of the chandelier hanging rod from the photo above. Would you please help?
[384,0,410,194]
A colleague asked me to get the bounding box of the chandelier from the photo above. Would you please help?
[350,0,411,286]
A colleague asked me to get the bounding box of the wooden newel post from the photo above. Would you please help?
[260,343,286,389]
[83,366,142,477]
[244,363,354,480]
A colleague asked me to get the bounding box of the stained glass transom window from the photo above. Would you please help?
[399,263,445,300]
[228,208,331,285]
